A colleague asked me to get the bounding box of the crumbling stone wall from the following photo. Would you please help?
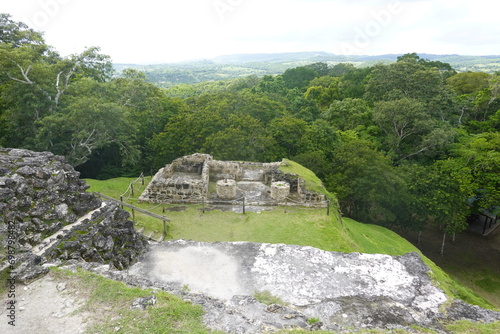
[208,160,243,181]
[139,154,210,203]
[0,148,148,282]
[140,153,327,206]
[270,170,327,204]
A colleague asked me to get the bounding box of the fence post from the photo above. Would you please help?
[243,197,246,214]
[202,197,205,214]
[120,196,124,209]
[131,184,134,196]
[132,208,136,223]
[285,198,288,213]
[163,220,167,237]
[327,200,330,216]
[141,175,144,185]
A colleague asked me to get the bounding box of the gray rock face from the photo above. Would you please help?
[0,148,148,281]
[127,240,500,333]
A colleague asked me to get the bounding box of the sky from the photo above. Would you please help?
[2,0,499,64]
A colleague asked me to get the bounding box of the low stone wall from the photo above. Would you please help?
[139,179,207,203]
[208,160,243,181]
[139,154,326,206]
[302,191,326,203]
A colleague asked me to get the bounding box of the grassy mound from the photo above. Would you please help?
[279,159,333,199]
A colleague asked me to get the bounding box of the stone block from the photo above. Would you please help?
[216,179,237,200]
[271,182,290,201]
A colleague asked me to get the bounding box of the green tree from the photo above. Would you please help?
[373,98,454,161]
[282,66,318,90]
[303,62,330,76]
[322,98,374,132]
[365,61,445,102]
[35,96,139,167]
[428,159,474,254]
[0,15,113,148]
[451,131,500,212]
[447,72,491,95]
[253,75,287,96]
[204,114,279,162]
[326,132,404,226]
[338,67,372,99]
[329,63,356,77]
[305,77,341,109]
[269,116,308,158]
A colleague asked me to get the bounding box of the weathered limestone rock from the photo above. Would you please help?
[216,179,237,199]
[270,181,290,200]
[0,148,149,282]
[127,240,500,333]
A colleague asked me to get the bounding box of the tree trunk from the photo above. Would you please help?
[440,233,446,256]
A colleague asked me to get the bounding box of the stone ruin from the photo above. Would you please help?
[0,148,149,282]
[139,153,327,207]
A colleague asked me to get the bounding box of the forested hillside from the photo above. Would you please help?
[1,14,499,249]
[115,52,500,87]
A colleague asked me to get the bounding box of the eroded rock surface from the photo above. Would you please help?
[0,148,148,281]
[124,240,500,333]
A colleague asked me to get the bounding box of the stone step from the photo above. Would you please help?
[157,234,165,242]
[137,227,145,234]
[146,231,154,239]
[32,202,107,257]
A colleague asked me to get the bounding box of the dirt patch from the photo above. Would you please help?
[0,271,90,334]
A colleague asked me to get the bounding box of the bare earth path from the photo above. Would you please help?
[0,271,89,334]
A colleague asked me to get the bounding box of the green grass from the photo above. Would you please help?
[50,267,222,334]
[279,159,333,199]
[253,290,289,306]
[444,320,500,334]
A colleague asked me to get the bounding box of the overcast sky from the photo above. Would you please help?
[3,0,499,64]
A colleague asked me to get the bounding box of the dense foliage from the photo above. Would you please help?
[1,15,499,247]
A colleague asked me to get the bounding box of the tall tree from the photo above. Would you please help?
[373,98,454,162]
[326,132,404,226]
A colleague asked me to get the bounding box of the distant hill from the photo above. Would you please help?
[114,52,500,87]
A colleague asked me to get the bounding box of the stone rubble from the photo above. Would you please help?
[0,148,148,282]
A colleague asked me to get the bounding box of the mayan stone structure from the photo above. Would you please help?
[139,153,327,207]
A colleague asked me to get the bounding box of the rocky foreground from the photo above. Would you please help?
[0,148,148,281]
[120,240,500,333]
